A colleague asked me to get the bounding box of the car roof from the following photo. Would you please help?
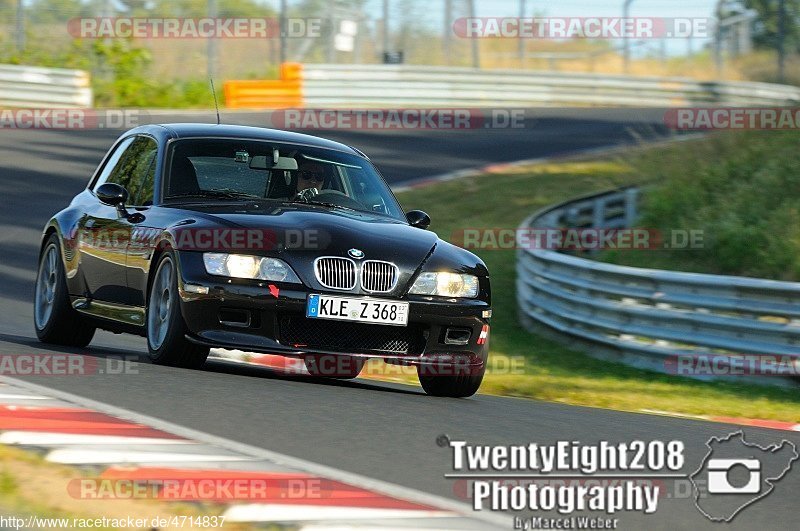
[128,123,362,156]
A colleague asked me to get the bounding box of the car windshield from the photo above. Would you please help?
[163,138,405,221]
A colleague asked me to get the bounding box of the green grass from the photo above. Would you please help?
[0,445,252,530]
[601,131,800,280]
[382,151,800,422]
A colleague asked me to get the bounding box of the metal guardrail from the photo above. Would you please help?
[516,187,800,385]
[0,64,92,108]
[302,64,800,107]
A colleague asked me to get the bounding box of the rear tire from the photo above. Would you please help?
[34,235,95,347]
[304,355,365,379]
[146,251,209,369]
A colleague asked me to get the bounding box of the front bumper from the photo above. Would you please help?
[176,252,491,368]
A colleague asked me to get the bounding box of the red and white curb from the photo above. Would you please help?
[209,349,310,375]
[0,376,501,530]
[640,409,800,432]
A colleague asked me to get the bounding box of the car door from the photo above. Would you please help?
[124,137,160,308]
[78,136,157,305]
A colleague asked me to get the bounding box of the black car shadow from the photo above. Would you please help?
[0,331,425,396]
[203,356,425,396]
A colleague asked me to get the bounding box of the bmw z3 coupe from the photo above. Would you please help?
[34,124,491,397]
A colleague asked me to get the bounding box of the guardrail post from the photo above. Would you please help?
[565,207,579,227]
[15,0,25,52]
[624,188,639,227]
[592,198,607,229]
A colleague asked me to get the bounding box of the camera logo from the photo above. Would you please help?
[707,458,760,494]
[690,431,797,522]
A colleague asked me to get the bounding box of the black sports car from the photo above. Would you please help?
[34,124,491,397]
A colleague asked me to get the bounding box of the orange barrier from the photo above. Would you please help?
[223,63,302,109]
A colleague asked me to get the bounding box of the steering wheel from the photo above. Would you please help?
[297,189,363,210]
[320,190,364,209]
[314,189,346,197]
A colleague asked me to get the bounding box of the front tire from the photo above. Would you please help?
[34,235,95,347]
[146,252,209,368]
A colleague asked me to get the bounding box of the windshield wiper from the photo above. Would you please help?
[308,200,358,212]
[168,189,262,201]
[286,196,358,213]
[286,188,358,212]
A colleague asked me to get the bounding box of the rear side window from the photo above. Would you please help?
[109,137,157,204]
[92,137,135,190]
[94,136,158,205]
[126,138,158,206]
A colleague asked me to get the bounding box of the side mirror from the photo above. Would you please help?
[406,210,431,230]
[96,183,129,207]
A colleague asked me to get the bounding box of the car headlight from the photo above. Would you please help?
[203,253,301,283]
[408,272,479,298]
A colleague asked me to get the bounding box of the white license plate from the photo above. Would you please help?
[306,294,409,326]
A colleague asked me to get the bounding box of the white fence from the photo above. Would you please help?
[302,64,800,107]
[0,64,92,108]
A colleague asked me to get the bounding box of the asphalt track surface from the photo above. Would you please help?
[0,109,797,530]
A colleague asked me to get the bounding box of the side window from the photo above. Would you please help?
[132,156,157,206]
[92,137,135,190]
[105,136,158,205]
[125,137,158,206]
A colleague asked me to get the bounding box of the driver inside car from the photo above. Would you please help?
[295,160,327,195]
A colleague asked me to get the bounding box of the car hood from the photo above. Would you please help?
[170,205,443,290]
